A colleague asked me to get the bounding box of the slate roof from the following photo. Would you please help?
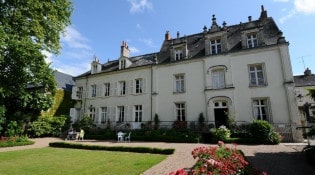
[294,69,315,87]
[75,7,283,79]
[53,70,75,91]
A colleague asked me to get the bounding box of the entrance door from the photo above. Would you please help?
[213,101,228,128]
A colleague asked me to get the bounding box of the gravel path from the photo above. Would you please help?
[1,138,314,175]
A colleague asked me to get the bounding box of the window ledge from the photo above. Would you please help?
[173,91,186,94]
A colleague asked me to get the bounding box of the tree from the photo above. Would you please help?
[0,0,73,120]
[308,88,315,101]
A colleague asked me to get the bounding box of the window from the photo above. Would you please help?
[117,106,125,122]
[104,83,110,96]
[101,107,108,124]
[91,85,97,97]
[212,69,225,89]
[134,105,142,122]
[249,64,266,86]
[77,86,83,99]
[210,39,221,54]
[247,34,258,48]
[175,50,183,60]
[175,103,186,121]
[120,59,126,69]
[252,99,269,121]
[135,79,143,94]
[119,81,126,95]
[92,64,98,73]
[174,74,185,93]
[89,107,96,122]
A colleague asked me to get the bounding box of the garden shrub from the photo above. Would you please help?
[250,120,281,144]
[211,125,231,142]
[170,141,266,175]
[0,136,34,147]
[5,121,23,137]
[27,115,68,137]
[49,141,175,155]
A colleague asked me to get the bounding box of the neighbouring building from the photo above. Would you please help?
[70,6,302,141]
[294,68,315,124]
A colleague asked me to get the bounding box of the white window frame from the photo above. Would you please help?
[120,59,126,69]
[104,83,110,96]
[119,81,126,95]
[174,74,185,93]
[210,39,221,54]
[175,103,186,121]
[247,34,258,48]
[134,105,142,122]
[77,86,83,99]
[212,69,225,89]
[117,106,125,122]
[101,107,108,124]
[89,107,96,122]
[174,50,183,61]
[252,98,270,121]
[135,79,143,94]
[91,85,97,97]
[249,64,266,86]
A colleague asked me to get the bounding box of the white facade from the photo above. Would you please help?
[70,8,302,141]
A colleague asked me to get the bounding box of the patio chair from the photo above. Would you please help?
[77,129,84,141]
[117,131,124,142]
[124,132,131,142]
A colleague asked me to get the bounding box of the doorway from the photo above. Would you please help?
[213,101,228,128]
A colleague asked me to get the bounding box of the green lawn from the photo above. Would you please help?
[0,147,167,175]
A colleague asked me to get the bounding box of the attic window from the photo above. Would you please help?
[247,34,258,48]
[210,39,221,54]
[120,59,126,69]
[175,50,183,61]
[92,64,98,73]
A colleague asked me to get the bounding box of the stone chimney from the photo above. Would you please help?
[259,5,268,21]
[165,31,172,40]
[120,41,129,58]
[304,67,312,76]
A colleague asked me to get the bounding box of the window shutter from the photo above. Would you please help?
[142,78,146,93]
[71,86,78,99]
[129,80,134,94]
[95,108,99,124]
[113,82,117,96]
[125,81,129,95]
[97,84,101,97]
[125,105,129,122]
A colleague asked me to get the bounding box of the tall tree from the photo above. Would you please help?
[0,0,73,120]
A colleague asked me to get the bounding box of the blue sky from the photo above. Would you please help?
[48,0,315,76]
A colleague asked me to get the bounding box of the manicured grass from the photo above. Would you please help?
[0,147,167,175]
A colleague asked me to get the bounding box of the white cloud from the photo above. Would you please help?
[139,38,156,47]
[129,46,140,53]
[128,0,153,13]
[61,26,91,50]
[294,0,315,14]
[54,63,90,76]
[279,9,297,24]
[42,50,53,64]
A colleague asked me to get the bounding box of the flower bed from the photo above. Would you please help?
[169,141,267,175]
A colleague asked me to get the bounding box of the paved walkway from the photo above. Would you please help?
[1,138,314,175]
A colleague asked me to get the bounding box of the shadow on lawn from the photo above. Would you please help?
[246,151,315,175]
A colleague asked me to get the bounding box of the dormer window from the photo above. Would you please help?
[120,59,126,69]
[210,39,221,54]
[247,34,258,48]
[175,50,183,61]
[92,64,98,73]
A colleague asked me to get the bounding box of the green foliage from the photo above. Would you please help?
[0,106,5,134]
[0,136,34,148]
[154,113,160,130]
[250,120,281,144]
[5,121,23,137]
[42,90,74,117]
[72,114,94,131]
[172,120,187,130]
[0,0,73,120]
[49,142,175,155]
[211,126,231,142]
[308,88,315,101]
[27,115,68,137]
[198,112,205,131]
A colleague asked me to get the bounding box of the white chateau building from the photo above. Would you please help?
[70,6,302,141]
